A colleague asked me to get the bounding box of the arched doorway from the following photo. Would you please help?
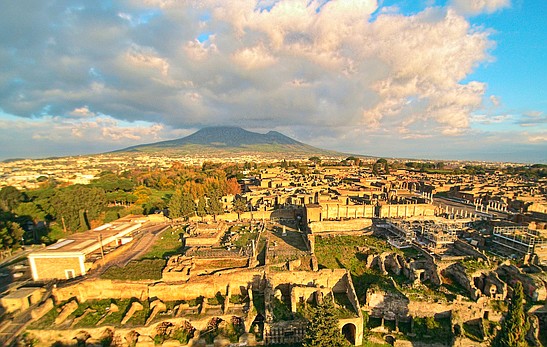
[341,323,356,345]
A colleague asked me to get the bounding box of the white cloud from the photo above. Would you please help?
[450,0,510,16]
[470,114,512,124]
[489,95,500,107]
[0,0,524,159]
[69,106,95,118]
[232,44,277,69]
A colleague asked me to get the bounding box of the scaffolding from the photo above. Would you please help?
[387,219,464,249]
[492,226,546,256]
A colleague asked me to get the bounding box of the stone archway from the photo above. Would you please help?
[341,323,356,345]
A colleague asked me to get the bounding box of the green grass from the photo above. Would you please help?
[28,302,61,329]
[28,299,147,329]
[460,257,490,274]
[272,297,293,322]
[315,235,404,300]
[411,316,453,344]
[361,341,391,347]
[333,293,358,318]
[139,227,184,259]
[232,229,258,248]
[463,320,484,341]
[315,235,464,303]
[229,294,248,304]
[100,258,166,281]
[315,235,401,271]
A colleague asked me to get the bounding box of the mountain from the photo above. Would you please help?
[116,126,343,158]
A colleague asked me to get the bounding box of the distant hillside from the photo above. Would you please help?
[115,126,343,158]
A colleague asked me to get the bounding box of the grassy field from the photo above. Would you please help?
[314,235,404,300]
[140,226,185,259]
[29,298,151,329]
[100,258,166,281]
[314,235,457,304]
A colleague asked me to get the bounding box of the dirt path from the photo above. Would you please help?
[88,223,171,278]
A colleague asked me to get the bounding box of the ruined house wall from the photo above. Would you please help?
[52,270,265,303]
[269,269,348,289]
[453,240,489,261]
[149,269,263,301]
[379,204,436,218]
[309,219,373,234]
[53,280,150,303]
[342,272,362,316]
[321,204,375,220]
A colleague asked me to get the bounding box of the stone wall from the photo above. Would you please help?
[53,279,150,303]
[321,204,375,220]
[453,240,489,262]
[380,204,436,218]
[52,269,265,303]
[189,208,300,223]
[269,269,348,289]
[309,218,373,234]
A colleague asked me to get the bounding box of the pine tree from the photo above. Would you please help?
[303,296,348,347]
[196,196,207,221]
[232,197,247,221]
[493,281,529,347]
[206,194,223,221]
[169,189,196,220]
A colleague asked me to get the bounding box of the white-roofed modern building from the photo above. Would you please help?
[28,215,151,281]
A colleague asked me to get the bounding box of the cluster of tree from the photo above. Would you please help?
[504,164,547,179]
[0,161,248,250]
[168,176,242,220]
[0,187,34,250]
[405,161,445,171]
[372,158,389,175]
[301,281,532,347]
[127,162,242,191]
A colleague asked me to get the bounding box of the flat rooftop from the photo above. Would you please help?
[29,215,149,256]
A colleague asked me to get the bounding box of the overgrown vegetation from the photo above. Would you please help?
[100,259,166,281]
[139,227,184,259]
[493,281,529,347]
[460,257,490,274]
[411,316,453,344]
[303,296,348,347]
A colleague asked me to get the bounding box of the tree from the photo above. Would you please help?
[309,156,322,166]
[206,194,223,221]
[169,189,196,220]
[49,186,107,232]
[493,281,529,347]
[0,221,24,250]
[303,296,348,347]
[232,197,247,221]
[196,197,207,221]
[0,186,24,212]
[226,178,241,195]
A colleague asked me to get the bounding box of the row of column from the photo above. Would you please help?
[442,206,480,219]
[474,199,508,212]
[421,191,434,203]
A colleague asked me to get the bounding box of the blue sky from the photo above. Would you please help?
[0,0,545,163]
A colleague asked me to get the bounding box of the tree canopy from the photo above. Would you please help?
[493,281,530,347]
[303,295,348,347]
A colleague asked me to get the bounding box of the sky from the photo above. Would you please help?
[0,0,545,163]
